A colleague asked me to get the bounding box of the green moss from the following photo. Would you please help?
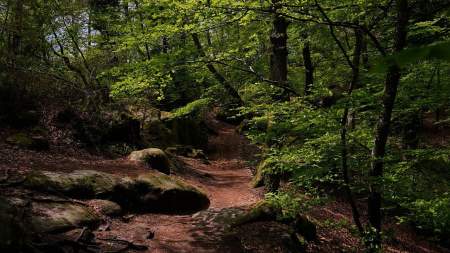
[251,160,270,188]
[30,202,100,233]
[137,172,196,192]
[232,201,281,227]
[170,98,212,119]
[24,170,119,198]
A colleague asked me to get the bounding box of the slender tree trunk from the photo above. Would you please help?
[303,40,314,96]
[368,0,409,248]
[361,34,370,69]
[206,0,212,46]
[192,33,242,105]
[134,1,151,60]
[341,27,364,235]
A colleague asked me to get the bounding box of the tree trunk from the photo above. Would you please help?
[303,41,314,96]
[134,1,151,60]
[341,27,364,235]
[269,2,289,88]
[192,33,242,105]
[368,0,409,248]
[264,0,289,192]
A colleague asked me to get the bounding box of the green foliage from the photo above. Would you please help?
[373,42,450,73]
[404,195,450,236]
[1,0,450,248]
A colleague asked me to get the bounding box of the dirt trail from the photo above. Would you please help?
[95,118,263,253]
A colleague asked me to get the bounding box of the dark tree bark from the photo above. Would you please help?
[303,40,314,96]
[368,0,409,247]
[263,0,290,192]
[192,33,243,105]
[269,1,289,87]
[361,34,370,69]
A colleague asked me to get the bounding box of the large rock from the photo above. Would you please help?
[0,196,100,246]
[131,172,209,213]
[143,119,174,147]
[128,148,172,174]
[233,201,316,242]
[55,108,142,147]
[28,199,101,233]
[24,170,210,214]
[163,117,209,150]
[24,170,121,199]
[0,197,28,252]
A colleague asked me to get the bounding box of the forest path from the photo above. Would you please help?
[96,116,264,253]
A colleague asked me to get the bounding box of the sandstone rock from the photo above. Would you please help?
[24,170,210,214]
[89,199,122,217]
[128,148,172,174]
[119,171,210,213]
[233,201,316,242]
[24,170,121,199]
[29,200,101,233]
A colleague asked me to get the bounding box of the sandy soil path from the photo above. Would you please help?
[94,118,263,253]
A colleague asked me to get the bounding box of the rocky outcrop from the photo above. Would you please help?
[24,170,121,199]
[118,172,210,213]
[0,196,101,252]
[24,170,210,214]
[28,199,101,233]
[233,200,317,242]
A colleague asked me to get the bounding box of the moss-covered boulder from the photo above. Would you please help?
[232,201,281,227]
[118,171,210,213]
[128,148,172,174]
[29,200,101,233]
[0,197,29,252]
[162,99,212,149]
[143,119,174,147]
[165,146,208,160]
[6,132,49,151]
[24,170,210,214]
[233,201,317,242]
[163,117,209,150]
[24,170,121,199]
[1,196,100,237]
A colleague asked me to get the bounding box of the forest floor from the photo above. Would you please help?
[1,116,449,253]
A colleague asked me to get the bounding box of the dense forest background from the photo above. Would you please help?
[1,0,450,252]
